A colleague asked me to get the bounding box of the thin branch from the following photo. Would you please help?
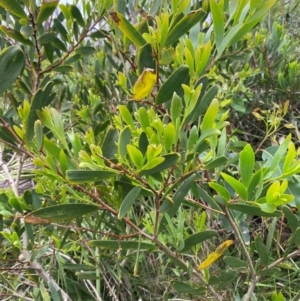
[40,16,104,75]
[223,206,257,301]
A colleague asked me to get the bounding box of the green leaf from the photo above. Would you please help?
[53,18,69,42]
[137,43,155,75]
[0,26,33,46]
[59,149,68,176]
[204,156,227,170]
[198,186,222,211]
[137,107,150,131]
[209,182,230,202]
[210,0,224,50]
[171,281,204,294]
[258,203,276,213]
[69,4,85,27]
[160,174,196,217]
[221,172,247,201]
[89,240,155,250]
[247,0,276,24]
[34,120,44,149]
[282,206,299,233]
[52,65,73,73]
[179,230,217,252]
[75,46,96,55]
[110,11,147,47]
[223,256,248,269]
[0,46,25,95]
[65,54,82,65]
[52,37,67,52]
[247,169,263,201]
[201,98,219,131]
[127,145,144,169]
[0,0,27,19]
[138,153,180,176]
[155,65,190,104]
[192,129,221,153]
[142,157,165,170]
[255,234,269,266]
[101,126,118,159]
[195,41,212,76]
[227,203,282,217]
[239,144,255,187]
[283,227,300,257]
[66,170,118,183]
[188,84,218,124]
[270,134,291,172]
[119,105,135,128]
[283,142,295,173]
[115,180,153,197]
[9,198,23,213]
[257,267,280,277]
[164,123,176,151]
[20,25,33,39]
[36,0,59,24]
[118,186,142,219]
[24,204,98,224]
[165,9,206,47]
[38,32,57,44]
[171,93,183,122]
[118,126,131,159]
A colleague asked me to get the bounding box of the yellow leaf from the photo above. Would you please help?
[215,239,234,254]
[198,240,234,270]
[133,68,156,101]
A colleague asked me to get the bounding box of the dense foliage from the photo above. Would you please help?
[0,1,300,300]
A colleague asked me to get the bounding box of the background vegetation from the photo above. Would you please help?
[0,0,300,300]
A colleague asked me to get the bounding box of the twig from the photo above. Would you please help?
[223,206,256,301]
[0,284,34,301]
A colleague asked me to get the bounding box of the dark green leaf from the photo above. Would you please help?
[0,26,33,46]
[155,65,190,104]
[255,234,269,266]
[282,206,299,233]
[89,240,156,250]
[38,32,57,44]
[204,156,227,170]
[137,43,155,75]
[118,186,142,219]
[75,46,96,55]
[24,204,99,224]
[0,0,27,19]
[37,0,59,24]
[52,65,73,73]
[118,126,131,159]
[66,170,118,183]
[69,5,85,27]
[223,256,248,269]
[257,267,281,277]
[52,38,67,52]
[138,153,180,176]
[101,126,119,159]
[228,204,282,217]
[53,18,69,41]
[165,9,206,47]
[239,144,254,187]
[160,174,196,217]
[0,46,25,95]
[179,230,217,252]
[110,11,147,47]
[189,85,218,124]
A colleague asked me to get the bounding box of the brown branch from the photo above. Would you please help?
[41,16,104,75]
